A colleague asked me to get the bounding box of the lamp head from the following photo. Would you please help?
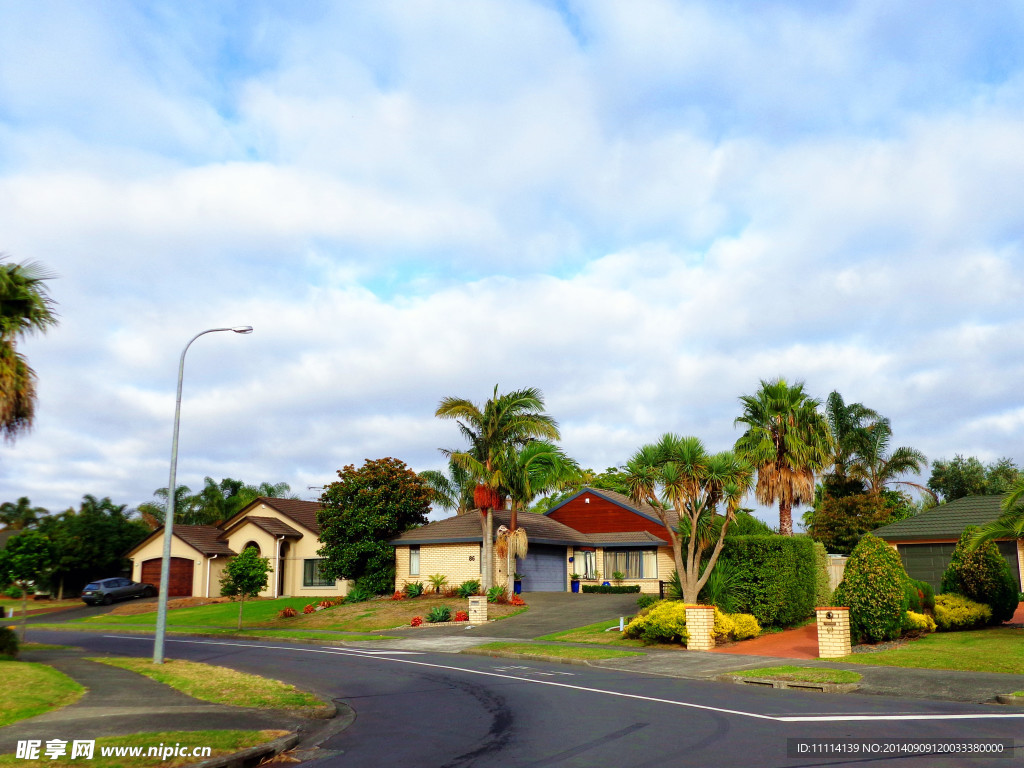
[231,326,254,334]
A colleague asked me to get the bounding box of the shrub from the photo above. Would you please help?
[0,626,19,657]
[426,606,451,623]
[940,527,1019,623]
[719,536,816,626]
[810,493,893,555]
[4,585,23,600]
[934,593,992,631]
[812,542,831,609]
[428,574,448,594]
[711,608,761,642]
[487,585,509,603]
[410,616,423,627]
[901,610,936,634]
[303,604,316,614]
[390,591,406,601]
[903,578,935,613]
[454,610,469,622]
[624,601,689,645]
[345,585,374,604]
[509,594,525,607]
[278,607,298,619]
[611,571,625,585]
[441,585,460,598]
[403,581,425,599]
[318,600,333,609]
[636,594,658,611]
[457,580,481,598]
[581,585,641,594]
[832,534,907,643]
[698,559,741,613]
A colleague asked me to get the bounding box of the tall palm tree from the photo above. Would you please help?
[435,385,560,589]
[848,417,930,497]
[822,391,878,495]
[0,497,47,530]
[419,459,475,515]
[625,434,753,602]
[0,260,58,442]
[970,475,1024,549]
[734,378,832,536]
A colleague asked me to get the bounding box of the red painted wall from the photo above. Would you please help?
[548,492,666,536]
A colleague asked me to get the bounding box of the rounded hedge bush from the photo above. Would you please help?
[624,601,689,645]
[940,527,1019,623]
[832,534,907,643]
[934,593,992,631]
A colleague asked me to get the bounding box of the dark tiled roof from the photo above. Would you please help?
[391,510,591,546]
[589,531,668,547]
[244,516,303,539]
[174,525,237,556]
[546,486,680,529]
[873,495,1009,541]
[256,498,322,535]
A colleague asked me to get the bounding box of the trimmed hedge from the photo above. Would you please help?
[718,535,816,626]
[934,593,992,631]
[624,601,689,644]
[833,534,907,643]
[582,585,641,594]
[940,527,1019,623]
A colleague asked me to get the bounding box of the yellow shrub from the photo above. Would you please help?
[728,612,761,640]
[712,607,735,641]
[934,593,991,631]
[624,601,689,645]
[901,610,937,634]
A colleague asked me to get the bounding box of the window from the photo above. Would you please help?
[409,546,420,576]
[581,551,597,580]
[603,549,657,579]
[303,559,334,587]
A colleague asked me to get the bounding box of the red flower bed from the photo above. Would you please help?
[410,616,423,627]
[319,600,333,609]
[509,595,525,607]
[390,591,406,601]
[303,604,316,614]
[279,607,298,618]
[454,611,469,622]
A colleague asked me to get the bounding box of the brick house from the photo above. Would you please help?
[391,487,675,593]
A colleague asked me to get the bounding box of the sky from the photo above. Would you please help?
[1,1,1023,525]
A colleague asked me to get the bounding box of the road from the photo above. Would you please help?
[28,629,1024,767]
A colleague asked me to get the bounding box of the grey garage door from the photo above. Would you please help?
[898,542,1021,592]
[517,544,567,592]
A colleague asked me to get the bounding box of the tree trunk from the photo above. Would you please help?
[779,500,793,536]
[57,577,64,601]
[237,595,244,630]
[483,509,493,591]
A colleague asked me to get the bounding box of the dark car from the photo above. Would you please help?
[81,577,156,605]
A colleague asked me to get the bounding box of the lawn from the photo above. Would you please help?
[1,659,85,726]
[0,730,285,768]
[471,642,643,661]
[28,622,394,643]
[837,628,1024,675]
[727,665,862,684]
[537,619,651,648]
[75,595,523,632]
[91,657,330,713]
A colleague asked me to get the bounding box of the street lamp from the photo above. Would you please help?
[153,326,253,663]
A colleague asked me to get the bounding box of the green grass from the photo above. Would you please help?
[0,659,85,726]
[0,730,284,768]
[32,622,395,643]
[90,657,330,712]
[836,628,1024,675]
[78,597,319,627]
[536,619,650,648]
[728,665,862,684]
[471,642,643,660]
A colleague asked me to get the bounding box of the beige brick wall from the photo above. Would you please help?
[395,543,487,591]
[685,605,715,650]
[815,607,851,658]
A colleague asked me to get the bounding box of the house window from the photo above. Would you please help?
[410,546,420,576]
[581,551,597,579]
[303,559,334,587]
[603,549,657,579]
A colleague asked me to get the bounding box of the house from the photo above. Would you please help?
[126,497,351,599]
[872,495,1023,592]
[391,487,675,593]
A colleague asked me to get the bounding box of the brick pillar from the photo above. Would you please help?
[816,607,851,658]
[684,605,715,650]
[468,595,488,624]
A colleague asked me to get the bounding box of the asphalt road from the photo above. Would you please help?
[28,629,1024,768]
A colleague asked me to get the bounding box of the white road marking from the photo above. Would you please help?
[103,636,1024,724]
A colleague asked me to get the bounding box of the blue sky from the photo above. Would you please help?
[2,1,1023,524]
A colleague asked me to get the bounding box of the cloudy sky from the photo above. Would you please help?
[2,1,1023,524]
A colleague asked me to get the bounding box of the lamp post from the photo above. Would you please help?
[153,326,253,664]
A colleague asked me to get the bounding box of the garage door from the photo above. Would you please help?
[516,544,566,592]
[141,557,194,597]
[898,542,1021,592]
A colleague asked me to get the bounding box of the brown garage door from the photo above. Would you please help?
[141,557,194,597]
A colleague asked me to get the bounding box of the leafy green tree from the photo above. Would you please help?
[625,433,753,602]
[220,546,273,630]
[0,497,47,530]
[941,526,1018,623]
[435,385,560,589]
[317,458,432,594]
[38,495,149,597]
[734,378,832,536]
[0,260,58,442]
[0,529,54,641]
[927,455,1020,502]
[832,534,907,643]
[810,490,918,554]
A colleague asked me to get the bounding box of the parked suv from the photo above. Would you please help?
[81,577,155,605]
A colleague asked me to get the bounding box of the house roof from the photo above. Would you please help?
[171,525,237,556]
[589,531,668,547]
[872,494,1009,542]
[240,516,304,539]
[391,509,592,546]
[219,497,322,537]
[544,486,680,529]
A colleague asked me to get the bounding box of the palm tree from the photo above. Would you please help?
[136,484,193,528]
[822,391,878,495]
[624,434,753,602]
[0,497,47,530]
[970,476,1024,549]
[0,260,58,442]
[734,378,832,536]
[435,385,560,590]
[419,459,475,515]
[848,418,931,498]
